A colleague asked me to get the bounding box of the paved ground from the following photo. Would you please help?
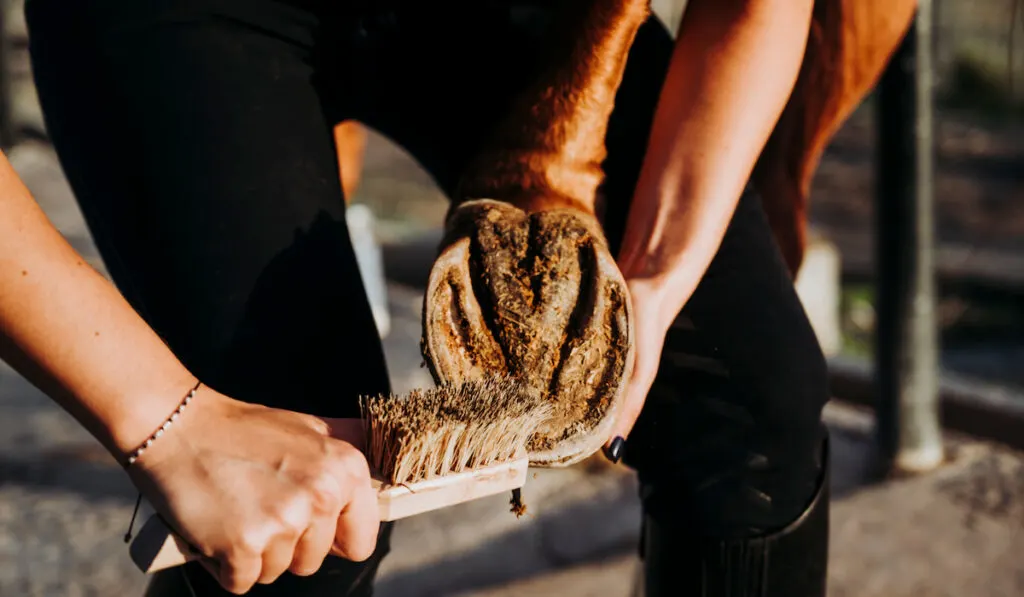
[2,141,1024,597]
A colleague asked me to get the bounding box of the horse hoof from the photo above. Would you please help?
[421,199,634,467]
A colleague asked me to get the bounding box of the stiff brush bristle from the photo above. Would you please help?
[359,377,552,486]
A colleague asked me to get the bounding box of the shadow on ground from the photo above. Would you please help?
[377,479,639,597]
[0,452,132,506]
[375,403,892,597]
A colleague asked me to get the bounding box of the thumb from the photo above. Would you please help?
[602,315,668,463]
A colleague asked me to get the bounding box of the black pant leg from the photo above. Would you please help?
[26,0,390,417]
[624,187,830,537]
[339,5,830,593]
[26,1,393,594]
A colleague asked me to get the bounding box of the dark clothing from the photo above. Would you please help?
[25,0,829,594]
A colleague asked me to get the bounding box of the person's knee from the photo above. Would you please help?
[754,316,830,453]
[635,327,829,537]
[748,320,830,506]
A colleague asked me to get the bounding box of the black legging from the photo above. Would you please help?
[25,0,829,594]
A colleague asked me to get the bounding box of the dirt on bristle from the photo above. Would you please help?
[423,200,631,463]
[360,377,552,485]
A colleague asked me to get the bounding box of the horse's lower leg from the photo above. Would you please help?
[423,0,651,467]
[334,120,367,203]
[454,0,650,215]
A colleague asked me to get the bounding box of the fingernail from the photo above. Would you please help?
[604,436,626,463]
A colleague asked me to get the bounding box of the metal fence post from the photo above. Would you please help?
[874,1,944,474]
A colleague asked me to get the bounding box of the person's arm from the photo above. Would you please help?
[607,0,814,447]
[0,154,201,458]
[0,152,378,594]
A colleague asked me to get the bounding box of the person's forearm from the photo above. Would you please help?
[618,0,813,290]
[0,153,195,460]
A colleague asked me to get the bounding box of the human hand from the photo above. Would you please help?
[126,387,379,595]
[602,275,696,463]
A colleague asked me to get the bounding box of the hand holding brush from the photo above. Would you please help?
[119,385,383,592]
[128,377,552,578]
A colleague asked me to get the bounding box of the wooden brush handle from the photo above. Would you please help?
[129,456,529,574]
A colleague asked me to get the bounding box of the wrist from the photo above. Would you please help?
[122,384,240,491]
[104,372,207,462]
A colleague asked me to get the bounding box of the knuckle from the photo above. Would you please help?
[304,415,332,437]
[305,472,342,515]
[267,500,309,537]
[335,446,372,482]
[350,483,378,516]
[359,481,380,507]
[233,528,269,557]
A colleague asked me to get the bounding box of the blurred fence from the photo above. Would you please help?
[935,0,1023,110]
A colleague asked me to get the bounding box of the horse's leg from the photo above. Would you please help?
[422,0,651,467]
[753,0,918,275]
[334,120,367,203]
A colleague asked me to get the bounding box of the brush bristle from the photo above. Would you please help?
[359,377,552,485]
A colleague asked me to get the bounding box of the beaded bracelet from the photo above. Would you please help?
[124,380,202,467]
